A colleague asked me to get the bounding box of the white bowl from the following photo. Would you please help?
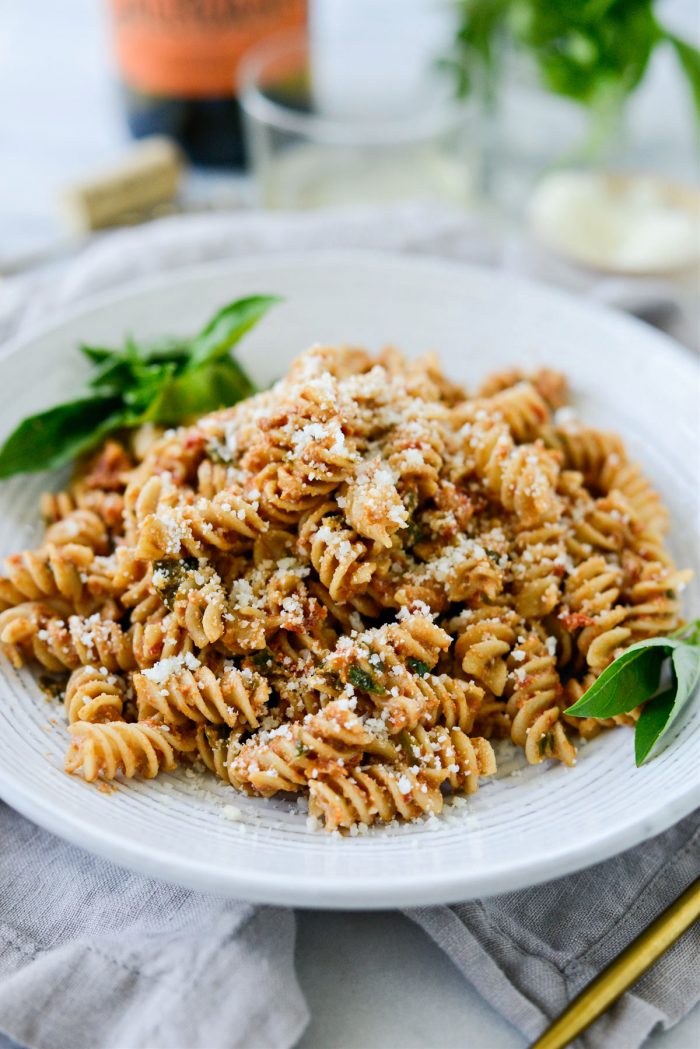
[0,252,697,907]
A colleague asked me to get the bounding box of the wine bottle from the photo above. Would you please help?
[109,0,307,168]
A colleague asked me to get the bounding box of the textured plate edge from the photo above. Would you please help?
[0,250,698,907]
[0,761,698,907]
[3,249,698,379]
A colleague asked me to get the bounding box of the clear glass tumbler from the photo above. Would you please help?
[238,31,479,210]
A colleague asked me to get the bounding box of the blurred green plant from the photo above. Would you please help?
[445,0,700,123]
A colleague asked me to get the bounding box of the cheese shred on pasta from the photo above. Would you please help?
[0,345,690,831]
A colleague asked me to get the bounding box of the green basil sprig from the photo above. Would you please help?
[565,619,700,765]
[446,2,700,123]
[0,294,280,478]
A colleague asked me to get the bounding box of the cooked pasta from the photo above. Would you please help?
[64,665,127,724]
[0,343,690,832]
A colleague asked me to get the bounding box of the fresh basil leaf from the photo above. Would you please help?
[88,356,137,392]
[564,644,666,718]
[0,295,269,478]
[187,295,281,369]
[656,643,700,747]
[671,618,700,646]
[0,397,125,477]
[138,338,191,365]
[671,642,700,687]
[123,361,178,412]
[88,346,190,394]
[666,32,700,121]
[633,640,700,766]
[143,361,253,425]
[123,335,143,366]
[80,344,120,365]
[446,1,699,131]
[565,625,700,763]
[635,687,677,766]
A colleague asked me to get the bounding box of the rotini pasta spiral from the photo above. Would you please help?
[406,535,505,606]
[137,490,267,561]
[44,509,109,553]
[564,556,623,615]
[64,665,127,724]
[452,608,518,696]
[505,636,575,766]
[575,608,631,671]
[134,664,269,728]
[599,455,669,535]
[567,493,633,559]
[122,471,181,543]
[0,603,134,672]
[473,695,512,740]
[41,488,124,532]
[341,458,407,548]
[384,415,444,498]
[317,612,452,733]
[420,675,485,732]
[308,762,444,831]
[400,724,496,794]
[196,459,237,500]
[298,503,377,602]
[383,614,452,667]
[192,723,242,781]
[511,523,566,619]
[456,381,551,443]
[0,544,96,616]
[477,366,568,409]
[547,423,624,488]
[65,720,195,781]
[622,561,691,641]
[229,700,396,796]
[463,417,561,526]
[130,611,197,669]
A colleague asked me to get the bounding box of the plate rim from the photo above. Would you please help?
[3,248,698,378]
[0,249,697,908]
[0,751,698,908]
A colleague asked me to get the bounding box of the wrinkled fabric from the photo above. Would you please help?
[0,806,308,1049]
[409,811,700,1048]
[0,206,697,1049]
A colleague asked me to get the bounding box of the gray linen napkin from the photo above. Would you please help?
[0,807,308,1049]
[409,811,700,1049]
[0,206,698,1049]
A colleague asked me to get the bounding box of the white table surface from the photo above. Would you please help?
[295,911,700,1049]
[1,3,698,1048]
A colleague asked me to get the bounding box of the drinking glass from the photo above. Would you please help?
[238,31,479,210]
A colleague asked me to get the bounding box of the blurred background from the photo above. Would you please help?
[0,0,698,334]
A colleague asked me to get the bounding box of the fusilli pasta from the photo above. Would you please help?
[1,343,689,832]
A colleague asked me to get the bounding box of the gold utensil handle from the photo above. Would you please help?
[531,875,700,1049]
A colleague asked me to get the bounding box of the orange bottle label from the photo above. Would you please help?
[110,0,307,98]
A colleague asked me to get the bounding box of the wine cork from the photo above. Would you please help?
[61,137,183,233]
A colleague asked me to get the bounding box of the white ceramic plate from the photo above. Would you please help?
[0,252,697,908]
